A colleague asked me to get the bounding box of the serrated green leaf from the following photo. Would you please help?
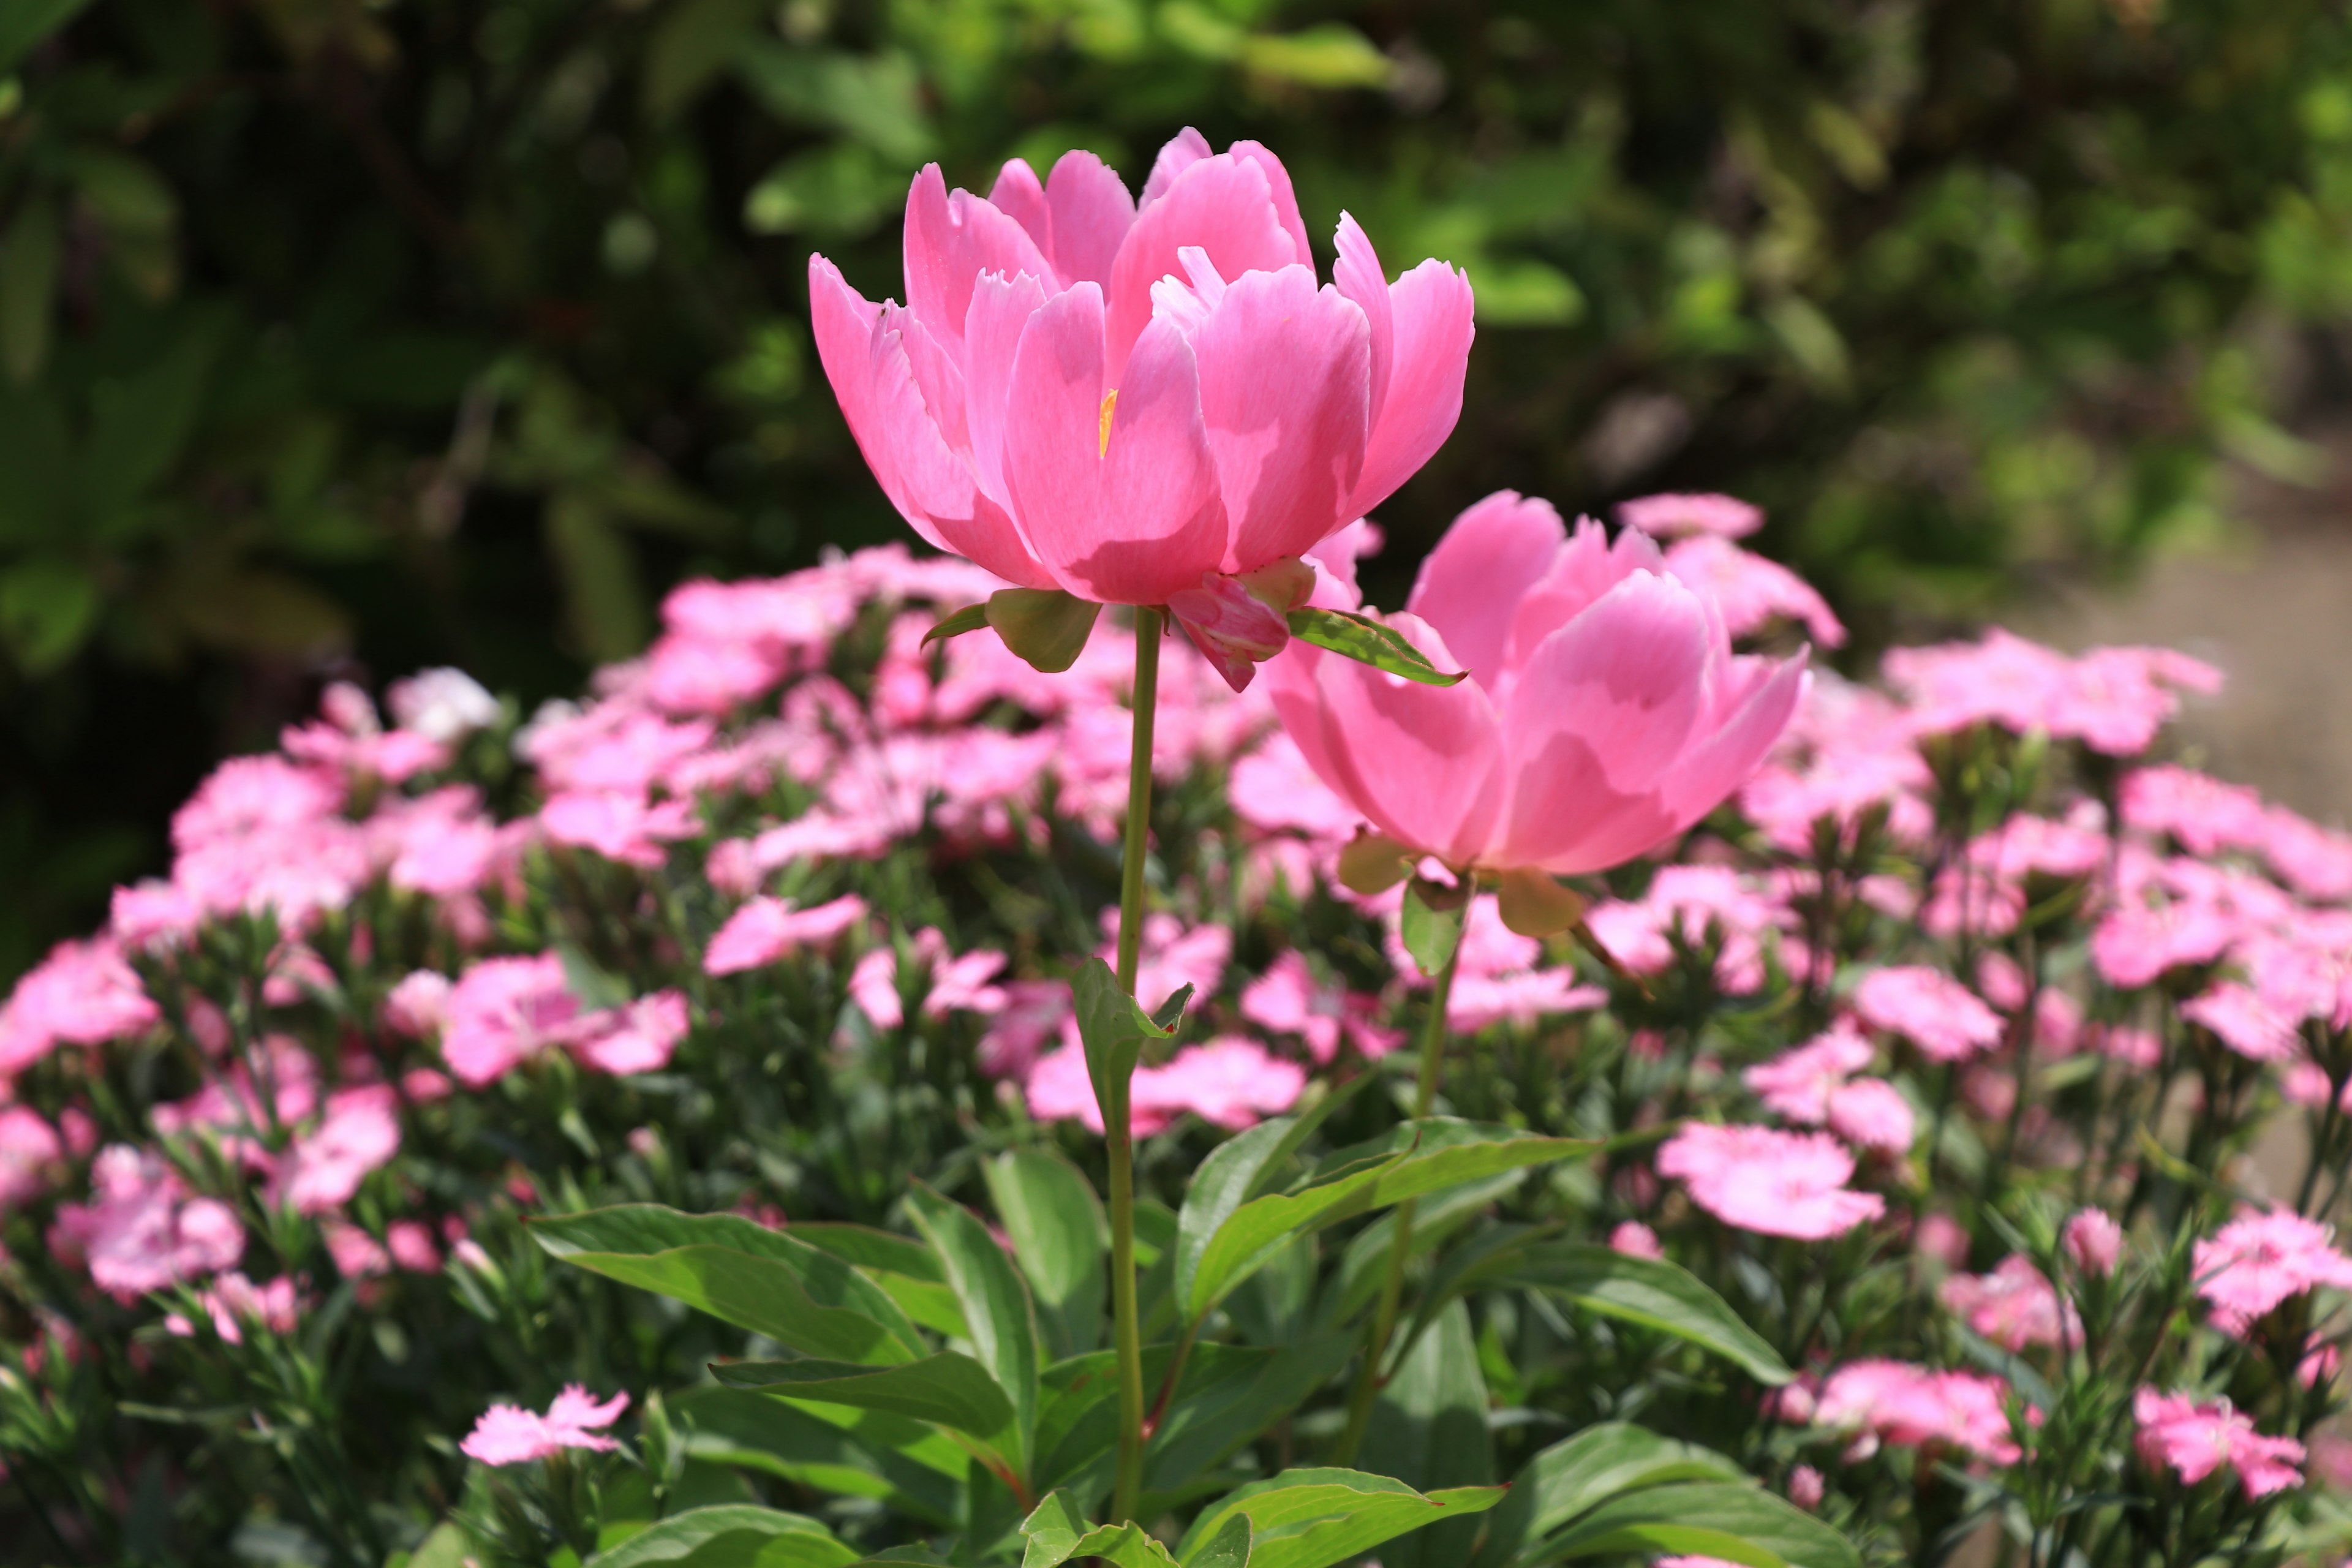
[533,1206,924,1365]
[710,1355,1017,1470]
[1286,606,1464,686]
[905,1185,1039,1474]
[1464,1426,1760,1568]
[987,587,1101,674]
[584,1504,855,1567]
[1177,1469,1505,1568]
[985,1149,1107,1359]
[1185,1121,1592,1321]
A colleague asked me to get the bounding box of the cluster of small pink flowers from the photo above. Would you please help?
[2190,1209,2352,1336]
[459,1385,631,1465]
[2134,1389,2305,1498]
[1655,1123,1884,1240]
[1806,1359,2023,1464]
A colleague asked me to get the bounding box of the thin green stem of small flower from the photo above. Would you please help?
[1330,940,1459,1465]
[1108,606,1163,1527]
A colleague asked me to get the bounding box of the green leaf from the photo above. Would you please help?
[1177,1469,1506,1568]
[1464,1424,1750,1568]
[1074,959,1180,1142]
[584,1505,856,1568]
[1285,606,1464,686]
[984,1149,1107,1359]
[1144,1333,1353,1497]
[1479,1242,1790,1385]
[81,312,221,523]
[710,1356,1018,1468]
[1400,878,1466,978]
[548,492,649,662]
[1185,1121,1593,1321]
[919,602,990,650]
[987,587,1102,674]
[1017,1493,1196,1568]
[1319,1177,1527,1332]
[1173,1076,1373,1324]
[0,194,61,385]
[671,1387,965,1524]
[0,557,98,674]
[791,1224,968,1341]
[1240,23,1394,88]
[905,1185,1041,1474]
[533,1206,924,1365]
[1185,1515,1252,1568]
[1356,1302,1492,1568]
[0,0,94,74]
[1540,1481,1858,1568]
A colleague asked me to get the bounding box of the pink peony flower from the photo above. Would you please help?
[704,894,869,975]
[1656,1123,1884,1240]
[2135,1389,2305,1497]
[809,130,1473,688]
[2062,1210,2124,1276]
[1265,492,1806,878]
[50,1147,244,1301]
[2192,1210,2352,1335]
[1616,492,1763,540]
[1815,1359,2021,1463]
[1852,966,2003,1063]
[1942,1255,2078,1351]
[461,1385,631,1466]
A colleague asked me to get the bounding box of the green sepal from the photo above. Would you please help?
[1400,876,1466,978]
[1287,606,1465,686]
[988,588,1101,673]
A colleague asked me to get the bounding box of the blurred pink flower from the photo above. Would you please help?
[810,130,1472,687]
[2063,1209,2124,1276]
[571,992,691,1076]
[440,956,581,1086]
[1660,535,1845,648]
[51,1147,244,1301]
[2135,1389,2304,1497]
[461,1385,630,1466]
[0,937,161,1077]
[386,667,500,742]
[1267,491,1804,876]
[386,1220,442,1273]
[187,1271,303,1344]
[1815,1359,2021,1464]
[1608,1221,1663,1259]
[274,1086,402,1215]
[1745,1024,1875,1123]
[0,1107,62,1210]
[1942,1255,2077,1351]
[1025,1036,1303,1135]
[2180,984,2300,1063]
[382,971,454,1038]
[705,893,869,976]
[2192,1210,2352,1335]
[1656,1123,1883,1240]
[1739,673,1932,855]
[1099,911,1229,1017]
[1887,630,2219,755]
[1616,492,1763,539]
[1787,1464,1826,1509]
[2122,766,2269,856]
[1826,1080,1916,1154]
[1853,966,2003,1063]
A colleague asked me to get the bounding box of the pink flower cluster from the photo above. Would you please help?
[460,1385,631,1466]
[2134,1389,2304,1497]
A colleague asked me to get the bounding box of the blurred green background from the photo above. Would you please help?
[6,0,2352,982]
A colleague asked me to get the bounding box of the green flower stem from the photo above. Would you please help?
[1108,606,1163,1526]
[1330,938,1460,1465]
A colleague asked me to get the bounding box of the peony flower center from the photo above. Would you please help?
[1098,389,1118,458]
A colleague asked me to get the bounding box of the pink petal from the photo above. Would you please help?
[1189,266,1369,573]
[1106,153,1305,380]
[1306,612,1507,865]
[1003,288,1226,604]
[902,165,1059,353]
[1227,140,1314,271]
[1341,244,1475,520]
[963,270,1051,513]
[987,157,1051,252]
[1139,127,1214,206]
[1404,490,1566,686]
[1658,650,1808,827]
[1504,518,1669,675]
[1044,149,1136,287]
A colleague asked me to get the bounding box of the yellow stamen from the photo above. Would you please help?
[1098,389,1118,458]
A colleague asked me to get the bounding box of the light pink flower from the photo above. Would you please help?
[2063,1210,2124,1276]
[1787,1464,1825,1510]
[2135,1389,2305,1497]
[0,1107,62,1209]
[704,894,869,975]
[461,1385,631,1466]
[323,1220,391,1280]
[2192,1210,2352,1335]
[2260,805,2352,902]
[1739,673,1932,855]
[978,981,1072,1079]
[439,955,581,1086]
[1745,1024,1875,1123]
[274,1086,401,1215]
[1585,866,1791,995]
[382,971,454,1038]
[810,131,1472,688]
[2180,984,2301,1063]
[386,1219,442,1273]
[1024,1036,1303,1135]
[1617,492,1763,539]
[1942,1255,2078,1351]
[1656,1123,1884,1240]
[189,1271,303,1344]
[386,667,501,742]
[1265,492,1806,876]
[538,790,699,868]
[1609,1221,1663,1259]
[1915,1213,1971,1269]
[1815,1359,2021,1463]
[1660,535,1845,648]
[2121,766,2270,856]
[571,992,691,1076]
[1099,911,1229,1017]
[1853,967,2003,1063]
[1826,1080,1916,1154]
[50,1147,244,1301]
[1887,631,2219,755]
[0,937,161,1076]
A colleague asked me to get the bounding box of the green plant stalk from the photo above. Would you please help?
[1108,606,1163,1526]
[1330,938,1460,1464]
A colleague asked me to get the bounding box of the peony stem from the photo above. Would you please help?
[1108,606,1163,1526]
[1331,937,1460,1464]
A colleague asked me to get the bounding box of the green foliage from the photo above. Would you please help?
[7,0,2352,978]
